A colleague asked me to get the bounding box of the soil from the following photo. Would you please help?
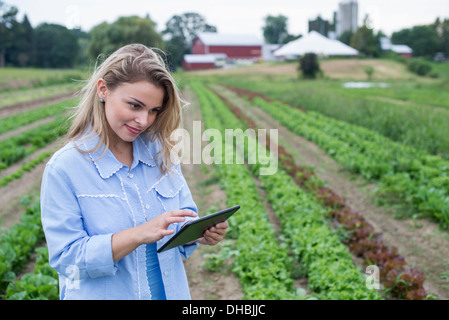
[0,137,65,228]
[213,84,449,300]
[0,91,77,118]
[319,59,418,80]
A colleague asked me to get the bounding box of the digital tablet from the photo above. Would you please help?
[157,205,240,253]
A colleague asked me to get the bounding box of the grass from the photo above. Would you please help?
[335,81,449,109]
[207,71,449,160]
[0,83,82,108]
[0,67,87,91]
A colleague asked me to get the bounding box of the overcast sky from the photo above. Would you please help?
[5,0,449,38]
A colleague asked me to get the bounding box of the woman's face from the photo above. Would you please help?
[98,80,165,144]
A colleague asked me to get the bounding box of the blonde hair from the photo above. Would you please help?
[67,44,185,175]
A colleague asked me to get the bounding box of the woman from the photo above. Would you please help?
[40,44,228,300]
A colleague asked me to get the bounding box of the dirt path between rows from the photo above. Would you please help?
[180,86,243,300]
[0,116,59,142]
[0,91,77,118]
[0,137,65,228]
[214,84,449,300]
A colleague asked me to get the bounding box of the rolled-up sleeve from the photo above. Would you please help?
[40,163,118,279]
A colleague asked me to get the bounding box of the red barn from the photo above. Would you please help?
[192,32,263,60]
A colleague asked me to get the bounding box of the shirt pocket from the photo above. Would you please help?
[153,174,185,213]
[77,195,127,235]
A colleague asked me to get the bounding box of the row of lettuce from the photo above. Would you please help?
[0,99,76,187]
[216,85,429,299]
[190,81,381,300]
[0,82,79,109]
[243,96,449,231]
[0,97,77,299]
[192,81,309,299]
[0,194,59,300]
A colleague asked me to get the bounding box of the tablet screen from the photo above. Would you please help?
[157,205,240,253]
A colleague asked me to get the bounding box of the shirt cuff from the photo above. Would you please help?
[179,241,199,259]
[85,233,118,278]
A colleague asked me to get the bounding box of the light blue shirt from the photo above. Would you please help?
[40,131,199,300]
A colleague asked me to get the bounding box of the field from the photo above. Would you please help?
[1,58,449,300]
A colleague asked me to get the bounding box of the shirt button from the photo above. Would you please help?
[128,173,134,178]
[164,271,168,276]
[145,204,150,210]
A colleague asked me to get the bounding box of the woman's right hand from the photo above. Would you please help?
[112,209,197,262]
[135,209,197,244]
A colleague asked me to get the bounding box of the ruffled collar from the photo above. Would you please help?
[77,130,158,179]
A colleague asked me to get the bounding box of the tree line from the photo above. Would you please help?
[338,15,449,59]
[1,1,448,70]
[0,3,80,68]
[0,2,218,69]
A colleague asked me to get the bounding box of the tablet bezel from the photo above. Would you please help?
[157,205,240,253]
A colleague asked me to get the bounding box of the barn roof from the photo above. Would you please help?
[390,45,412,54]
[380,37,413,54]
[196,32,264,46]
[183,53,227,63]
[183,54,216,63]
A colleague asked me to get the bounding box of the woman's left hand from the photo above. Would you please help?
[197,221,229,246]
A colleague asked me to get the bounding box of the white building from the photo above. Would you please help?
[336,0,358,38]
[380,37,413,58]
[274,31,358,59]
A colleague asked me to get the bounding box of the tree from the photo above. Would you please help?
[350,15,381,57]
[164,35,187,71]
[282,34,302,44]
[34,23,79,68]
[432,18,449,57]
[0,2,87,68]
[0,1,18,67]
[392,25,440,58]
[6,14,34,67]
[162,12,217,69]
[364,66,374,80]
[163,12,216,47]
[338,30,353,45]
[19,15,33,66]
[298,53,320,79]
[88,15,163,62]
[71,28,90,66]
[263,15,289,44]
